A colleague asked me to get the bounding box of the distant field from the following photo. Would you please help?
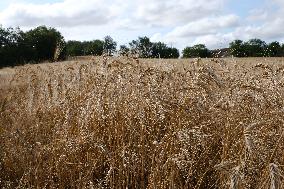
[1,57,284,188]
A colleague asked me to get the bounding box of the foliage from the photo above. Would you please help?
[243,39,267,57]
[85,40,104,56]
[0,27,27,67]
[129,36,153,58]
[182,44,211,58]
[119,45,130,56]
[0,26,66,68]
[152,42,180,58]
[128,37,179,58]
[25,26,66,62]
[103,36,117,56]
[166,47,180,58]
[66,40,84,56]
[229,40,246,57]
[66,40,104,56]
[267,41,283,57]
[229,39,277,57]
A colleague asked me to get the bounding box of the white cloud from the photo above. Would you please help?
[0,0,226,29]
[166,15,239,38]
[0,0,118,27]
[149,14,239,49]
[134,0,225,27]
[191,33,234,49]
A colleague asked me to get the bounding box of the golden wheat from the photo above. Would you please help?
[0,57,284,188]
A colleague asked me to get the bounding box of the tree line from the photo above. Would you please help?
[67,36,180,59]
[2,25,284,68]
[0,26,65,68]
[229,39,284,57]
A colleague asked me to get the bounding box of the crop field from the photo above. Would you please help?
[0,57,284,188]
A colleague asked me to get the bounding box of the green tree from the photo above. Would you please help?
[66,40,84,56]
[103,36,117,56]
[243,39,267,57]
[229,40,245,57]
[166,47,180,58]
[182,44,210,58]
[267,41,282,57]
[24,26,65,61]
[83,40,104,56]
[151,42,167,58]
[66,40,104,56]
[129,36,153,58]
[152,42,179,58]
[0,27,30,67]
[119,45,130,56]
[281,44,284,56]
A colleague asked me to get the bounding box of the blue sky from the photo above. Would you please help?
[227,0,261,17]
[1,0,284,49]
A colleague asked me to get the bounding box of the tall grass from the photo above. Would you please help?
[0,57,284,188]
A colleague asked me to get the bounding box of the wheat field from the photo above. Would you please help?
[0,57,284,188]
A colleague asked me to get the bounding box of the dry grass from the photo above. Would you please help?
[0,57,284,188]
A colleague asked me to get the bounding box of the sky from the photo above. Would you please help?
[0,0,284,50]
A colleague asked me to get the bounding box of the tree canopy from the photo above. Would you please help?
[25,26,65,61]
[129,36,153,58]
[0,26,65,68]
[128,36,179,58]
[103,36,117,56]
[119,45,130,56]
[66,40,104,56]
[182,44,211,58]
[229,39,284,57]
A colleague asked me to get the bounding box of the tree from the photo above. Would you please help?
[129,36,153,58]
[0,27,29,67]
[243,39,267,57]
[151,42,167,58]
[166,47,180,58]
[229,40,245,57]
[1,25,67,67]
[267,41,282,57]
[119,45,130,56]
[83,40,104,56]
[66,40,84,56]
[182,44,210,58]
[24,26,65,61]
[66,40,104,57]
[152,42,179,58]
[103,36,117,56]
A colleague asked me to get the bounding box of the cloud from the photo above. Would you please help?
[0,0,226,29]
[134,0,225,27]
[0,0,118,27]
[232,21,284,41]
[166,14,239,38]
[150,14,239,49]
[191,33,234,49]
